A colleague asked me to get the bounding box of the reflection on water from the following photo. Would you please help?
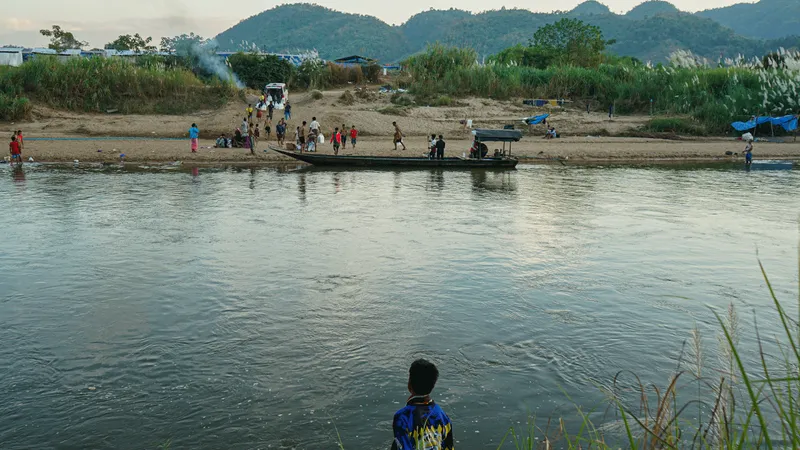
[0,163,798,449]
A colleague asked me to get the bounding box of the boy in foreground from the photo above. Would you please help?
[9,135,22,165]
[392,359,453,450]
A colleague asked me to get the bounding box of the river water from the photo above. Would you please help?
[0,163,798,449]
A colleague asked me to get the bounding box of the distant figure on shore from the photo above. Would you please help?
[744,139,753,166]
[310,117,320,135]
[393,122,406,151]
[248,123,257,155]
[215,134,228,148]
[16,130,23,151]
[350,125,358,149]
[436,135,446,159]
[299,121,307,151]
[284,102,292,121]
[256,105,263,123]
[9,135,22,165]
[268,102,275,121]
[276,119,286,147]
[246,104,254,121]
[241,118,249,135]
[189,123,200,153]
[265,119,272,140]
[429,134,437,159]
[341,124,348,149]
[233,128,244,148]
[391,359,453,450]
[608,104,614,119]
[307,128,318,152]
[330,127,342,156]
[543,126,557,139]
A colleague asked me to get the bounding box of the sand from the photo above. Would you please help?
[6,135,799,165]
[2,88,798,164]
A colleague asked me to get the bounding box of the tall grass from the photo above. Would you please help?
[404,46,800,135]
[489,255,800,450]
[1,57,238,115]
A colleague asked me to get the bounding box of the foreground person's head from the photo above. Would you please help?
[407,359,439,396]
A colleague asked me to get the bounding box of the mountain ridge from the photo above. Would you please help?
[214,2,800,63]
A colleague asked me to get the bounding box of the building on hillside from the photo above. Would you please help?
[0,47,23,66]
[334,55,377,67]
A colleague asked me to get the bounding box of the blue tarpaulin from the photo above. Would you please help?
[523,114,550,125]
[732,116,798,132]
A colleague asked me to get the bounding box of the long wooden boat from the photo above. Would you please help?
[271,148,519,169]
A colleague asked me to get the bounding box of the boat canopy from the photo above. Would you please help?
[472,129,523,142]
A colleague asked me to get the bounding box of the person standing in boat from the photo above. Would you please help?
[744,138,753,166]
[436,135,446,160]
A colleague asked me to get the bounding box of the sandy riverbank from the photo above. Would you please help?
[5,135,799,164]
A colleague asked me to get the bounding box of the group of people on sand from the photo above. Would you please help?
[7,130,24,165]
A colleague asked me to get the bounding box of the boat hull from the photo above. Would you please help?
[271,148,518,169]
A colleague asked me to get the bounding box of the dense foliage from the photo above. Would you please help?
[105,34,157,52]
[0,57,237,117]
[39,25,87,53]
[227,53,294,89]
[214,3,800,63]
[405,45,800,135]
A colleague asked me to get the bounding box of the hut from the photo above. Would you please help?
[0,47,23,66]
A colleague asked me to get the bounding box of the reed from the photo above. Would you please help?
[1,57,237,115]
[404,45,800,135]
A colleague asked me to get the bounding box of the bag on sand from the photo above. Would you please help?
[318,134,325,144]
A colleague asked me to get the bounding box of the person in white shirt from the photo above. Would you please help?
[309,117,320,134]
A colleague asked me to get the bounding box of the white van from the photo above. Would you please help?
[262,83,288,110]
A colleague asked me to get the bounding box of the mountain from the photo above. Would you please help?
[215,4,411,62]
[568,1,613,16]
[626,1,680,19]
[214,3,800,63]
[698,0,800,40]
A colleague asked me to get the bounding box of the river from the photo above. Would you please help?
[0,163,797,449]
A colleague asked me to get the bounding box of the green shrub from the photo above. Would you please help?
[0,93,32,121]
[390,93,414,106]
[433,95,454,106]
[227,52,294,90]
[378,106,409,116]
[3,57,236,115]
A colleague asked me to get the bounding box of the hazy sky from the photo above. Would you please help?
[1,0,752,48]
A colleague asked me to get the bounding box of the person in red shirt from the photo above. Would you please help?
[350,125,358,149]
[16,130,24,151]
[330,127,342,156]
[9,135,22,165]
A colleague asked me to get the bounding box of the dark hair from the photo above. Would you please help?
[303,121,307,125]
[192,123,197,127]
[312,117,316,120]
[11,136,16,141]
[409,359,439,395]
[431,134,436,139]
[438,135,443,139]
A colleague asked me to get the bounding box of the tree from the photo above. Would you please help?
[227,52,294,89]
[159,33,213,54]
[529,18,615,67]
[105,34,156,52]
[39,25,87,52]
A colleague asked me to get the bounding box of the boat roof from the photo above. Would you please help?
[473,129,523,142]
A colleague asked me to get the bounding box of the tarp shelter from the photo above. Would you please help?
[523,114,550,125]
[732,116,798,132]
[334,55,377,67]
[0,48,23,67]
[472,129,523,142]
[471,129,523,158]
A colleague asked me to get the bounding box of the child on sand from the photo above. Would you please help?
[16,130,23,151]
[391,359,453,450]
[249,123,257,155]
[341,124,347,149]
[265,120,272,140]
[350,125,358,149]
[330,127,342,156]
[189,123,200,153]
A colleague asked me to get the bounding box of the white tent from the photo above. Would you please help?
[0,48,23,67]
